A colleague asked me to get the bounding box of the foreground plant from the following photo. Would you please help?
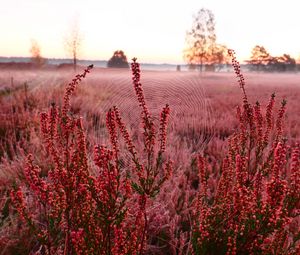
[192,50,300,255]
[7,52,300,255]
[10,61,172,254]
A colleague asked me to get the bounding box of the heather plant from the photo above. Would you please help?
[0,83,42,253]
[10,66,95,254]
[10,58,172,254]
[192,50,300,254]
[3,50,300,255]
[105,58,173,253]
[0,82,39,161]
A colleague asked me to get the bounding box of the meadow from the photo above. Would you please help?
[0,58,299,254]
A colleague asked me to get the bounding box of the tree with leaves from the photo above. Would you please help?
[208,44,231,71]
[247,46,296,72]
[184,8,228,72]
[270,54,296,72]
[247,45,271,71]
[107,50,129,68]
[29,40,46,67]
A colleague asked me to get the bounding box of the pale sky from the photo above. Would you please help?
[1,0,300,64]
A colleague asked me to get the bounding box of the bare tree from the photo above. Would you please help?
[65,21,82,71]
[30,40,45,67]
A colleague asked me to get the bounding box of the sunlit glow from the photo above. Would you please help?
[1,0,299,63]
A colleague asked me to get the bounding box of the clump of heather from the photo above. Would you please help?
[192,50,300,255]
[6,51,300,255]
[10,65,95,254]
[108,58,173,253]
[10,59,172,254]
[0,82,39,162]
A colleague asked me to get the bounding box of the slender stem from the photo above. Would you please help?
[63,232,68,255]
[46,206,51,255]
[139,198,148,255]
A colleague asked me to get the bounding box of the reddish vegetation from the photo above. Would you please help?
[0,53,299,254]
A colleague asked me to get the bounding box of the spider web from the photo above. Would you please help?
[95,70,215,153]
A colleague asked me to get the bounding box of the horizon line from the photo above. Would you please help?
[0,56,189,66]
[0,55,254,66]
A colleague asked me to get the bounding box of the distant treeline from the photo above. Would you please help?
[0,62,75,70]
[246,45,299,72]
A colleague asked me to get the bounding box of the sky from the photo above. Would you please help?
[1,0,300,64]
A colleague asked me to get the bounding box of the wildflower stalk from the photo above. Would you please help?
[192,50,300,255]
[112,58,172,253]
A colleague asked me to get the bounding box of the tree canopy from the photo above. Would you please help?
[107,50,129,68]
[248,46,271,66]
[247,45,296,72]
[29,40,46,67]
[184,8,230,71]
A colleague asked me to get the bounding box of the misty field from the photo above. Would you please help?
[1,68,300,155]
[0,64,299,254]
